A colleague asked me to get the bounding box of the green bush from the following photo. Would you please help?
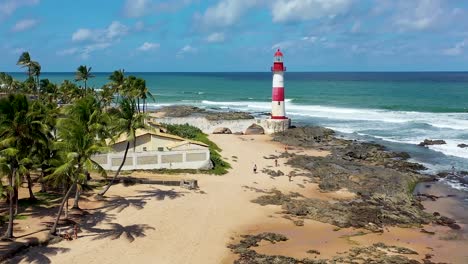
[163,123,230,175]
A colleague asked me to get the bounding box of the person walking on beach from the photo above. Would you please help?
[253,164,257,174]
[275,159,278,167]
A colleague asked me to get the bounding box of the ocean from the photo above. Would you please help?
[9,72,468,191]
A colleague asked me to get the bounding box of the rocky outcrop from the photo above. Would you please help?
[457,143,468,148]
[272,127,335,148]
[245,124,265,135]
[228,232,424,264]
[205,112,254,121]
[418,139,446,147]
[253,190,432,232]
[156,105,205,117]
[212,127,232,134]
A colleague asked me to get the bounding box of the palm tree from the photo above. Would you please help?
[30,61,41,94]
[69,95,109,209]
[137,80,155,113]
[108,69,125,93]
[98,97,146,196]
[47,95,108,235]
[75,65,94,94]
[0,94,47,239]
[17,52,32,77]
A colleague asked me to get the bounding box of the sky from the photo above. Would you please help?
[1,0,468,72]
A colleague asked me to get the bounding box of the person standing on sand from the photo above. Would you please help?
[275,159,278,167]
[253,164,257,174]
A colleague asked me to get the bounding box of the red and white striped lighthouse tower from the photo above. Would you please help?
[271,49,287,119]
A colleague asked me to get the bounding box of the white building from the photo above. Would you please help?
[93,129,212,171]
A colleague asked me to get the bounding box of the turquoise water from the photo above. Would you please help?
[9,72,468,185]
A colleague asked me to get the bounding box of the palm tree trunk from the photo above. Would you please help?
[137,98,141,113]
[3,169,16,239]
[14,185,18,216]
[26,172,36,201]
[98,141,130,196]
[72,185,80,209]
[39,171,47,192]
[50,183,76,236]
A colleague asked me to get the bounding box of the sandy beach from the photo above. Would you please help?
[4,134,468,263]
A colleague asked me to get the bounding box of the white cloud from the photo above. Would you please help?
[177,45,197,58]
[72,21,129,43]
[196,0,260,28]
[206,32,225,43]
[271,0,352,23]
[123,0,193,18]
[123,0,151,18]
[0,0,39,18]
[443,40,466,56]
[81,43,111,60]
[138,42,160,51]
[272,35,318,50]
[57,48,79,56]
[393,0,445,31]
[72,29,93,42]
[11,19,39,32]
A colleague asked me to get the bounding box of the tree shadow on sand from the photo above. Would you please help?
[96,196,147,213]
[5,238,70,264]
[90,223,155,243]
[135,188,187,201]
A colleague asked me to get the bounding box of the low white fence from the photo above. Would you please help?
[93,149,212,171]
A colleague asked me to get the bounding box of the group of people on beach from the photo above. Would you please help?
[253,145,293,182]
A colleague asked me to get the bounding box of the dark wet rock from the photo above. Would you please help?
[434,215,461,229]
[373,242,418,255]
[307,249,320,255]
[418,139,446,147]
[253,190,432,232]
[272,127,336,148]
[233,132,244,135]
[206,111,254,121]
[293,219,304,226]
[261,168,284,177]
[229,233,426,264]
[212,127,232,134]
[245,124,265,135]
[457,143,468,148]
[228,233,327,264]
[420,229,435,235]
[251,190,302,206]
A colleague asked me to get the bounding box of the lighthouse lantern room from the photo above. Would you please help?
[271,49,287,120]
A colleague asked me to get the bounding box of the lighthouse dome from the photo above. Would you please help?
[274,49,283,57]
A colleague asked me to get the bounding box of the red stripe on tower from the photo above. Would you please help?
[272,87,285,101]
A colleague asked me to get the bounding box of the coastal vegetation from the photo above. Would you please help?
[163,123,231,175]
[0,51,157,239]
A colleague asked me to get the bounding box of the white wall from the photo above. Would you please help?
[93,148,212,171]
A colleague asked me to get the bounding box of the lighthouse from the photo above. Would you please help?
[271,49,287,119]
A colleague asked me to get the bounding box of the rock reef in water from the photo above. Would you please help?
[154,105,254,120]
[418,139,447,147]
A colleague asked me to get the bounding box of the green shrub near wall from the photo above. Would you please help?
[163,123,231,175]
